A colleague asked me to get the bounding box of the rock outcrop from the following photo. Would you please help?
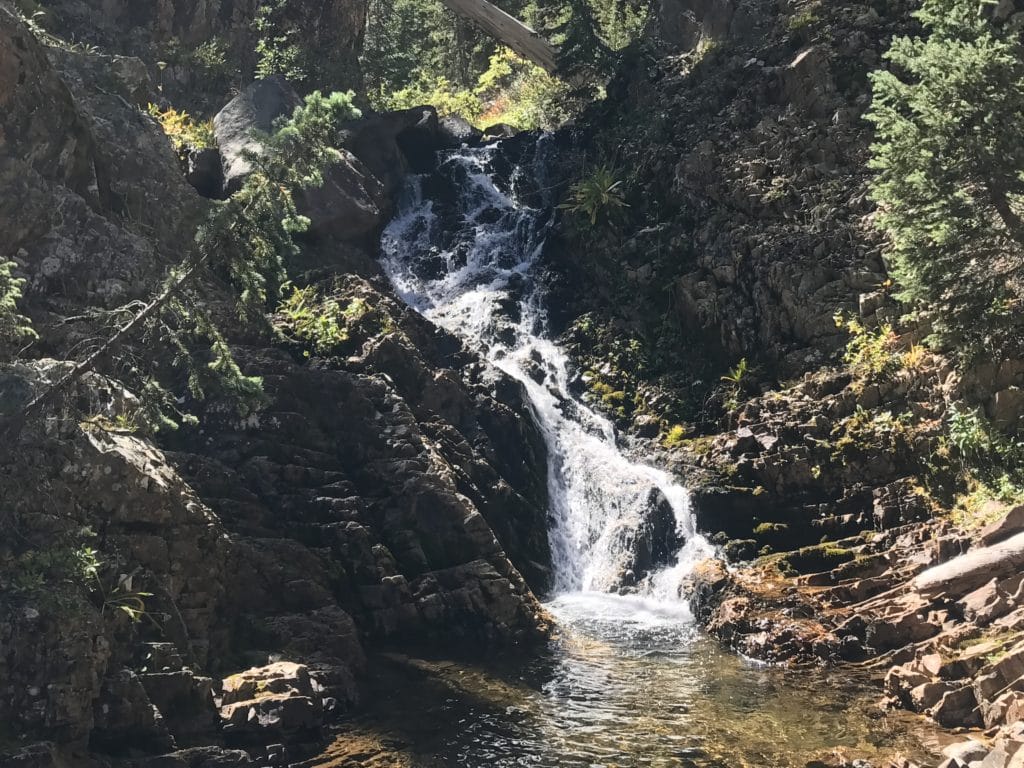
[0,5,550,766]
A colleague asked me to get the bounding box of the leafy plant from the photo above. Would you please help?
[835,313,903,384]
[275,284,382,356]
[0,259,35,348]
[560,166,628,225]
[720,357,751,413]
[147,104,216,153]
[663,423,688,447]
[93,571,154,623]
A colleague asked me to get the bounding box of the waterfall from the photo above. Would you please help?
[380,136,713,602]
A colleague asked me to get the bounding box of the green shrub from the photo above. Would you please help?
[663,424,688,447]
[560,166,628,225]
[147,104,216,154]
[0,259,34,348]
[835,313,903,384]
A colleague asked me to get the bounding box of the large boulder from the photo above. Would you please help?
[214,75,301,195]
[438,115,483,149]
[219,662,324,742]
[213,76,391,242]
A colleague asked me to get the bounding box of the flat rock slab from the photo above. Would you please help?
[915,531,1024,599]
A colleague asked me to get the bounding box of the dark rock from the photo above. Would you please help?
[438,116,483,149]
[138,669,218,744]
[723,538,757,562]
[91,670,175,755]
[0,6,98,196]
[482,123,517,141]
[185,147,224,199]
[931,684,982,728]
[132,746,255,768]
[619,488,684,585]
[293,151,389,243]
[341,106,440,194]
[213,76,391,242]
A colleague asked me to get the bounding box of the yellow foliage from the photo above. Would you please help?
[147,104,215,153]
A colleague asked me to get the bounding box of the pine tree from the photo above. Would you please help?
[867,0,1024,356]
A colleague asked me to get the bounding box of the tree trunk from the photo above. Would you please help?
[439,0,559,73]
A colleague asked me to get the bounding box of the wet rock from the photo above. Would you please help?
[482,123,517,141]
[341,106,441,193]
[438,115,483,149]
[619,488,684,585]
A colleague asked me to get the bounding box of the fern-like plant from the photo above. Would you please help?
[560,166,628,225]
[0,259,35,348]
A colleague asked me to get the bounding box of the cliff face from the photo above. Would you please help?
[0,5,550,765]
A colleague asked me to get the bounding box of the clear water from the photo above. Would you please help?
[353,139,941,767]
[329,592,939,767]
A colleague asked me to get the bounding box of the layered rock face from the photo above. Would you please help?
[0,5,550,766]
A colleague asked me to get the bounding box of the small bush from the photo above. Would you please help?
[0,259,35,346]
[835,313,903,383]
[147,104,215,153]
[663,424,688,447]
[560,166,628,225]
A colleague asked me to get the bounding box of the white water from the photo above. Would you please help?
[380,138,713,607]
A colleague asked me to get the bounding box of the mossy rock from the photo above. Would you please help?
[781,543,856,574]
[723,538,758,562]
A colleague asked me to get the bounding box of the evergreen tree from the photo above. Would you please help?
[867,0,1024,356]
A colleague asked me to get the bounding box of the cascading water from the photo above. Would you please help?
[353,135,939,767]
[380,136,713,606]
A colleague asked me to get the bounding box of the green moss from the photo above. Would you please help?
[753,522,788,535]
[781,543,856,574]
